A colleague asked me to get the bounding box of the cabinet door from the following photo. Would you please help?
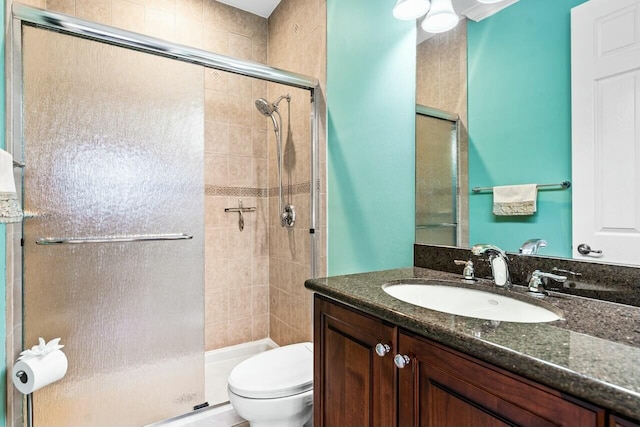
[398,331,605,427]
[314,295,397,427]
[611,414,640,427]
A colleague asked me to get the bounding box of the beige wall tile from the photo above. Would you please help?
[205,89,230,123]
[203,0,231,32]
[176,0,202,23]
[252,286,269,316]
[229,33,252,61]
[203,28,229,55]
[145,0,175,14]
[205,68,229,92]
[252,129,268,159]
[19,0,46,8]
[229,286,253,319]
[175,16,203,48]
[252,314,269,339]
[205,256,229,291]
[112,0,145,32]
[206,322,229,349]
[205,120,229,154]
[228,155,253,187]
[76,0,111,25]
[145,8,175,40]
[204,153,229,186]
[229,125,253,156]
[205,290,228,324]
[227,317,252,346]
[46,0,75,15]
[252,256,269,286]
[205,228,230,259]
[228,74,252,99]
[252,41,267,64]
[228,257,252,288]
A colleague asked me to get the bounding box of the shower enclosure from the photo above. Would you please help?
[6,4,320,426]
[415,105,460,246]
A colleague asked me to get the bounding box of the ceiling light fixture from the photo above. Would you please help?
[421,0,459,33]
[393,0,431,20]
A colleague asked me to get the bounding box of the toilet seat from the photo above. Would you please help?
[228,342,313,399]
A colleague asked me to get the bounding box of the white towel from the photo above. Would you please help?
[492,184,537,216]
[0,149,23,223]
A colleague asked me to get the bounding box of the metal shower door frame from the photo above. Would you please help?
[4,4,321,426]
[415,104,461,247]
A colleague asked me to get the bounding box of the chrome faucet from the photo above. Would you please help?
[528,270,567,297]
[519,238,547,255]
[471,244,512,287]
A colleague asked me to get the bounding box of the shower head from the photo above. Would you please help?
[255,98,276,116]
[255,94,291,117]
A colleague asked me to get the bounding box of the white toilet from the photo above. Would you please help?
[227,342,313,427]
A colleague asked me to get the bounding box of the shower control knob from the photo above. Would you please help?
[394,354,411,369]
[375,343,391,357]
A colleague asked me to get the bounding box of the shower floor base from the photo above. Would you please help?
[147,403,247,427]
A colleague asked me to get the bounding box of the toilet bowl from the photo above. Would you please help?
[227,342,313,427]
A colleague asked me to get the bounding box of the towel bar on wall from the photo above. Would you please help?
[472,181,571,193]
[35,233,193,245]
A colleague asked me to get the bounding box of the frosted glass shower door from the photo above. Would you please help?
[22,26,205,426]
[415,114,458,245]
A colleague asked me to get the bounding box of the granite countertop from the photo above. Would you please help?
[305,267,640,421]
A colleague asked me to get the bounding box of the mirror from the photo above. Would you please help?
[416,0,587,260]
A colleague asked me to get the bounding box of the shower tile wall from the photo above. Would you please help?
[416,23,469,247]
[267,0,327,346]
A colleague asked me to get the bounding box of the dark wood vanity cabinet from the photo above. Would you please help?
[314,295,608,427]
[397,330,605,427]
[313,295,397,426]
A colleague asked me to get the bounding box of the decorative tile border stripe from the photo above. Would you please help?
[268,181,311,197]
[205,181,315,197]
[205,186,267,197]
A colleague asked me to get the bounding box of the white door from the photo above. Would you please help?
[572,0,640,265]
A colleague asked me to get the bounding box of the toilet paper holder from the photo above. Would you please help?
[13,337,67,427]
[14,370,33,427]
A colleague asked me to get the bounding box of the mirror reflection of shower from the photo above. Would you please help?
[255,94,295,228]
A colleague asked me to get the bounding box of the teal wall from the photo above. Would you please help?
[327,0,416,275]
[467,0,586,257]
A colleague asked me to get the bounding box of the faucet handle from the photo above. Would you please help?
[454,260,475,281]
[528,270,567,296]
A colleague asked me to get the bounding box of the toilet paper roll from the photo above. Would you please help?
[12,350,68,395]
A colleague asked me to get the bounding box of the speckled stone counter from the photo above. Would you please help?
[305,267,640,421]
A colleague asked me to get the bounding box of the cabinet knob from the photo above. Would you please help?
[375,343,391,357]
[394,354,411,369]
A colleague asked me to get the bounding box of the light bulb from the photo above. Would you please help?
[393,0,431,20]
[421,0,459,33]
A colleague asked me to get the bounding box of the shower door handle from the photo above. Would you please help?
[35,233,193,245]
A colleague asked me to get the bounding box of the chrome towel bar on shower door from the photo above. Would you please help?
[35,233,193,245]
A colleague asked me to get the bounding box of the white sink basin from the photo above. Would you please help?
[382,282,562,323]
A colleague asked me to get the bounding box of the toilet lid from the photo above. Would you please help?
[228,342,313,399]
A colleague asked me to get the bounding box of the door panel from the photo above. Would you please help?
[22,26,204,426]
[572,0,640,264]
